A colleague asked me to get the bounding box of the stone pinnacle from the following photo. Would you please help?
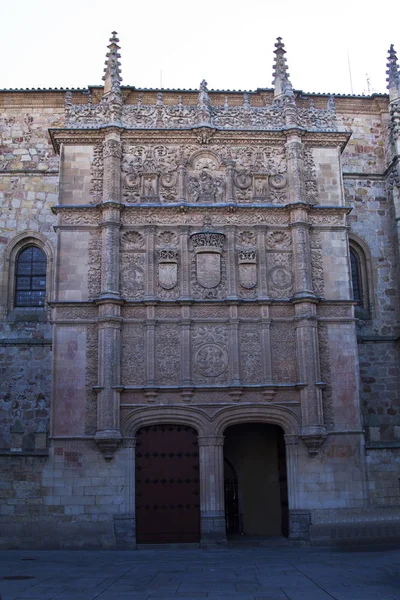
[272,37,293,99]
[102,31,123,97]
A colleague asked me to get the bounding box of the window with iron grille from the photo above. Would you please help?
[15,246,47,307]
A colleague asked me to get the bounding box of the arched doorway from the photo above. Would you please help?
[135,424,200,543]
[223,423,288,538]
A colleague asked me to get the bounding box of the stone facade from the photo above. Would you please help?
[1,34,400,548]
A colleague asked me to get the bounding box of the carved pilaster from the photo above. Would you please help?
[260,306,273,383]
[146,306,156,386]
[94,303,122,459]
[257,226,268,299]
[229,305,240,385]
[102,132,122,203]
[144,226,156,299]
[290,206,314,298]
[99,131,122,301]
[198,435,226,545]
[179,226,190,299]
[181,306,191,385]
[295,302,326,456]
[100,203,121,299]
[285,133,305,204]
[226,227,238,299]
[284,434,300,510]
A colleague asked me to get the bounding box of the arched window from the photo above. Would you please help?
[350,248,362,305]
[348,237,373,319]
[15,246,47,307]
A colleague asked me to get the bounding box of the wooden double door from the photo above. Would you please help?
[135,424,200,543]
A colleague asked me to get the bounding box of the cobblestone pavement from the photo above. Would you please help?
[1,545,400,600]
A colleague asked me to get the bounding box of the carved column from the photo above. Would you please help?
[178,163,186,203]
[94,303,122,458]
[226,226,237,299]
[229,305,240,385]
[198,435,227,545]
[95,130,123,458]
[179,225,190,299]
[226,161,235,203]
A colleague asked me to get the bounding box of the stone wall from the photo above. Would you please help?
[0,441,129,549]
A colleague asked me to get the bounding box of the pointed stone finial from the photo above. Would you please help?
[387,44,400,101]
[272,37,293,99]
[103,31,122,97]
[197,80,212,125]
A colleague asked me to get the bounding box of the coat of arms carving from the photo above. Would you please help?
[238,250,257,289]
[191,231,225,289]
[157,250,178,289]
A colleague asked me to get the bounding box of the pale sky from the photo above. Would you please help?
[1,0,399,96]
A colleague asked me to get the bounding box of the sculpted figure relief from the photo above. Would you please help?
[119,144,293,205]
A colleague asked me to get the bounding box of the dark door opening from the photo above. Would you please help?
[135,424,200,543]
[223,423,288,538]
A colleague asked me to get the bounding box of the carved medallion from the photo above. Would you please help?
[270,173,287,189]
[157,250,178,290]
[194,344,228,377]
[268,266,294,289]
[238,250,257,289]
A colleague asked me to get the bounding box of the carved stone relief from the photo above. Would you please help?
[120,144,291,205]
[90,144,103,204]
[192,325,229,383]
[266,230,292,250]
[271,322,298,382]
[191,306,227,319]
[121,207,290,226]
[121,325,146,385]
[240,324,263,383]
[65,92,337,131]
[310,231,325,295]
[88,232,101,299]
[120,251,145,299]
[303,146,318,204]
[121,144,179,203]
[156,325,181,385]
[267,252,294,298]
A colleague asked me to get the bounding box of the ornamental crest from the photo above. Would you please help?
[191,231,225,289]
[157,250,178,290]
[238,250,257,289]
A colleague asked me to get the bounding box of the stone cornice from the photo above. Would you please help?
[49,126,351,154]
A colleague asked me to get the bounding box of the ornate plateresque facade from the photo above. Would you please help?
[1,33,400,548]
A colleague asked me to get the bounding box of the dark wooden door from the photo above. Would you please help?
[135,424,200,543]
